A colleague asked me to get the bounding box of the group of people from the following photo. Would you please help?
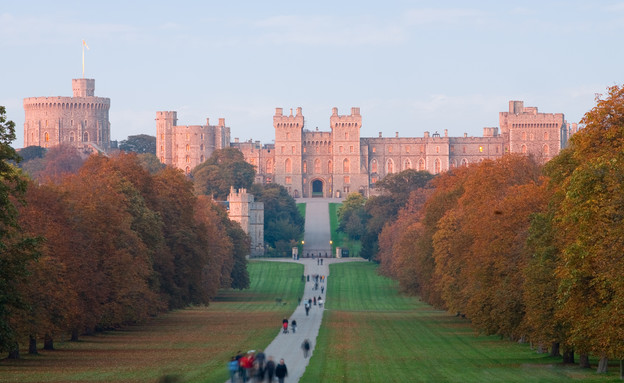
[228,350,288,383]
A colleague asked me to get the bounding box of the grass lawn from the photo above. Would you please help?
[301,262,621,383]
[0,261,304,383]
[328,202,361,257]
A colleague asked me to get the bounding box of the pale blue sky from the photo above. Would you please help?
[2,0,623,148]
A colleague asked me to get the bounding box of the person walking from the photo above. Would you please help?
[301,339,311,358]
[228,356,238,383]
[291,319,297,334]
[282,318,289,334]
[275,359,288,383]
[304,301,310,316]
[265,356,276,382]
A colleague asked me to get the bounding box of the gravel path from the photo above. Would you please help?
[227,198,365,383]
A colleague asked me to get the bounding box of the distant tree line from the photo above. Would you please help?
[369,85,624,375]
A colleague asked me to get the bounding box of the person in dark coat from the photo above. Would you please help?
[275,358,288,383]
[265,356,276,382]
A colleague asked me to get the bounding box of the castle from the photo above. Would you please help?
[21,78,576,200]
[158,101,577,198]
[23,79,111,152]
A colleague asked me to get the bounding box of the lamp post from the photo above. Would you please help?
[329,240,333,257]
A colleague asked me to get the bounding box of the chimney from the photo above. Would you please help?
[444,129,448,137]
[395,132,399,138]
[378,132,382,138]
[218,118,225,126]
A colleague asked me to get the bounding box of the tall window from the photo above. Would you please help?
[461,158,468,167]
[543,144,550,155]
[186,144,190,151]
[303,161,307,173]
[83,131,89,142]
[70,131,75,142]
[387,159,394,174]
[371,159,378,173]
[419,158,425,171]
[544,132,549,140]
[327,160,332,173]
[522,132,527,140]
[285,158,292,173]
[314,159,321,174]
[404,159,411,170]
[44,132,50,142]
[521,144,527,154]
[434,159,441,174]
[343,158,350,173]
[285,176,292,184]
[344,176,350,184]
[266,159,274,173]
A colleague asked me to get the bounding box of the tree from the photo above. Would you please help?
[192,148,255,200]
[337,192,366,239]
[17,146,46,162]
[250,183,304,256]
[119,134,156,154]
[0,106,39,357]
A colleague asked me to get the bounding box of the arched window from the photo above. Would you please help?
[44,132,50,142]
[83,131,89,142]
[343,158,350,173]
[521,144,527,154]
[186,144,190,152]
[543,144,550,155]
[386,159,394,174]
[419,158,425,171]
[285,158,292,173]
[522,132,527,140]
[461,158,468,167]
[371,159,378,173]
[200,144,204,151]
[327,160,332,173]
[200,155,204,163]
[529,133,534,141]
[186,155,190,163]
[185,166,190,174]
[314,158,321,174]
[303,161,307,173]
[266,159,274,173]
[69,131,75,142]
[544,132,549,140]
[404,159,411,170]
[434,159,441,174]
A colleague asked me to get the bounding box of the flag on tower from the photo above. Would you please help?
[82,40,89,50]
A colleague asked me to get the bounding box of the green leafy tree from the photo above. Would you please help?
[250,183,304,256]
[0,106,39,357]
[192,148,255,200]
[119,134,156,154]
[17,146,46,162]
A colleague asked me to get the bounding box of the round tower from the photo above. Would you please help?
[23,78,110,151]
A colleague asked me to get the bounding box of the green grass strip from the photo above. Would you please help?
[301,262,620,383]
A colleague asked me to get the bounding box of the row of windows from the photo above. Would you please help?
[520,131,550,141]
[38,131,90,143]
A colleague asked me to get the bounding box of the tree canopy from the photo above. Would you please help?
[192,148,255,200]
[118,134,156,154]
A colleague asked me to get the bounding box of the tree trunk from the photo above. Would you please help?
[549,342,560,357]
[43,334,54,350]
[620,360,624,380]
[579,354,590,368]
[597,356,608,374]
[28,335,38,355]
[562,347,574,364]
[536,343,546,354]
[7,342,20,359]
[71,328,79,341]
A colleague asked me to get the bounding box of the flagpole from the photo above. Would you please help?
[82,41,85,78]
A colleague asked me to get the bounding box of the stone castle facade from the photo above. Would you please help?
[156,111,230,174]
[23,79,111,152]
[227,101,577,198]
[158,101,577,198]
[227,187,264,257]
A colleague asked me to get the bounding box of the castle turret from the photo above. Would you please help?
[274,107,305,197]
